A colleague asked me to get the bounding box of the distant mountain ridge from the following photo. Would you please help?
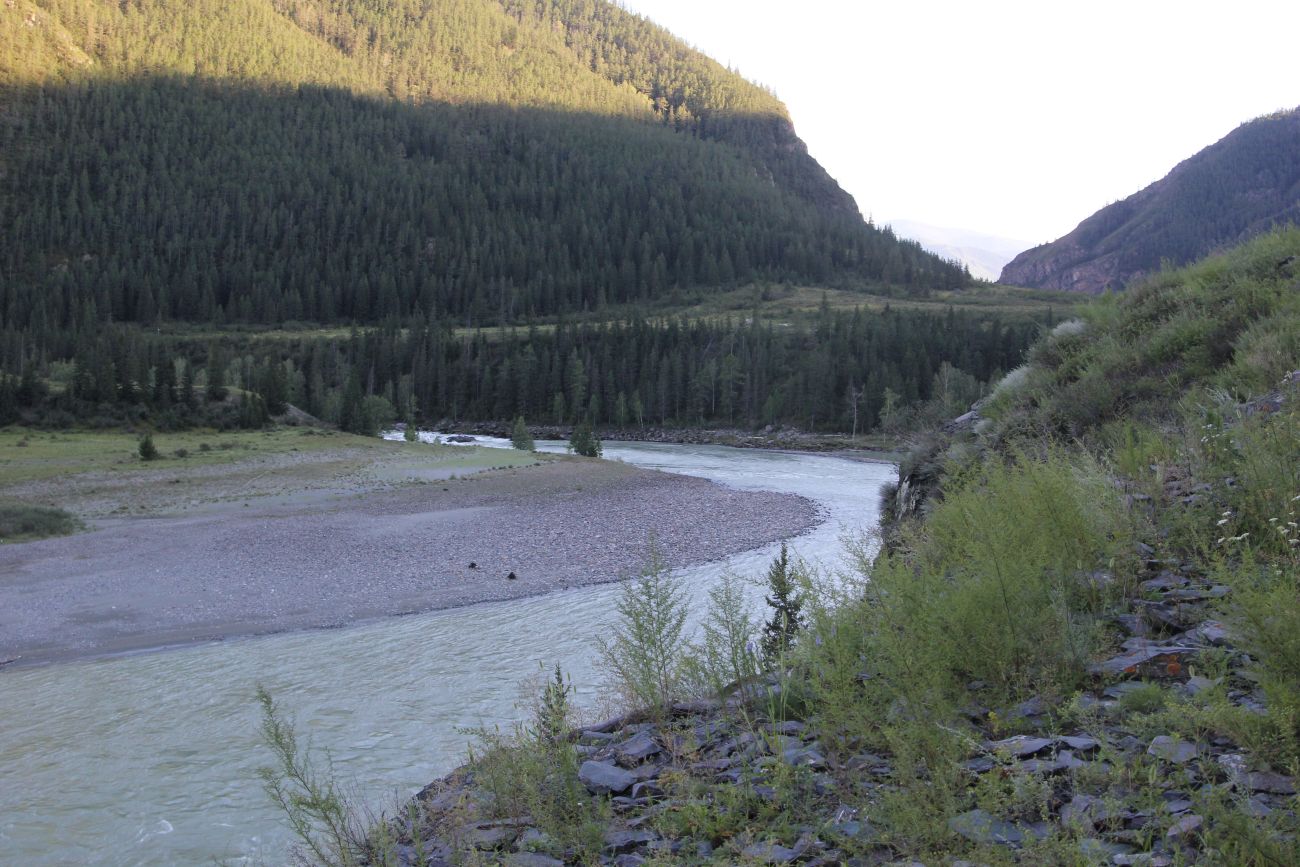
[0,0,968,331]
[1000,108,1300,293]
[888,220,1031,282]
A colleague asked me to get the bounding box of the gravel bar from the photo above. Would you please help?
[0,458,818,667]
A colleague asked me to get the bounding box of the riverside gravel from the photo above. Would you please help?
[0,456,818,667]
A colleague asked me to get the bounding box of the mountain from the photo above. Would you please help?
[887,220,1031,281]
[0,0,968,331]
[1000,108,1300,293]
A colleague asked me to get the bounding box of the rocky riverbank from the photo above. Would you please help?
[373,540,1296,866]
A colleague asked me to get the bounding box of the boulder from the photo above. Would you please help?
[578,760,636,795]
[1147,736,1198,764]
[948,809,1023,845]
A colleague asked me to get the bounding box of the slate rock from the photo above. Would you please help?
[985,735,1054,757]
[741,840,801,863]
[1147,736,1197,764]
[783,746,827,768]
[1247,771,1297,794]
[1092,644,1196,677]
[948,809,1023,845]
[1165,813,1203,838]
[1058,734,1101,752]
[503,855,564,867]
[579,760,636,795]
[604,828,657,853]
[464,823,519,850]
[614,730,661,765]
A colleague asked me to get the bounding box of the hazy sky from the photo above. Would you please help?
[619,0,1300,244]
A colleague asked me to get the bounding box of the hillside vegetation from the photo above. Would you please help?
[1001,108,1300,293]
[0,0,967,338]
[267,230,1300,864]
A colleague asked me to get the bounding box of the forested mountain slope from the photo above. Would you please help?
[0,0,967,335]
[1000,108,1300,293]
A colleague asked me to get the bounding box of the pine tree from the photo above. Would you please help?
[760,542,804,663]
[511,415,535,451]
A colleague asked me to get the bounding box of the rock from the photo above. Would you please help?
[1184,620,1231,646]
[604,828,657,853]
[1178,676,1220,697]
[1217,753,1249,785]
[578,760,636,795]
[1141,572,1190,592]
[1165,813,1203,838]
[782,746,827,768]
[1147,736,1197,764]
[984,735,1054,757]
[1247,771,1297,794]
[503,854,564,867]
[614,730,661,765]
[1113,855,1173,866]
[1060,794,1100,827]
[463,822,519,850]
[1092,644,1196,678]
[948,809,1023,845]
[1058,734,1101,752]
[1079,837,1134,859]
[741,840,801,863]
[771,719,807,736]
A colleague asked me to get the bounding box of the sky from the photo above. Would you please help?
[618,0,1300,245]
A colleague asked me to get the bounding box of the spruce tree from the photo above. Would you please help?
[568,420,601,457]
[760,542,805,663]
[511,415,535,451]
[138,433,159,461]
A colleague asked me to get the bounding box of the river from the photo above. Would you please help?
[0,441,895,865]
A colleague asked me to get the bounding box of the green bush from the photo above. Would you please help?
[866,448,1135,705]
[0,503,82,541]
[596,544,688,711]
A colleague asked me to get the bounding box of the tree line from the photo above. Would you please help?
[1,306,1047,435]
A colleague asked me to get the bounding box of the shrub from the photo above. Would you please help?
[596,544,688,711]
[865,448,1134,705]
[568,421,601,458]
[0,503,82,541]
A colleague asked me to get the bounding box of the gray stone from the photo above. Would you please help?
[463,823,518,850]
[1217,752,1248,783]
[1147,736,1197,764]
[503,855,564,867]
[741,841,801,863]
[782,746,827,768]
[1079,838,1135,859]
[984,735,1053,757]
[1092,644,1196,677]
[604,828,657,853]
[1058,734,1101,752]
[578,760,636,795]
[615,730,661,765]
[948,809,1023,845]
[1247,771,1297,794]
[1165,813,1203,838]
[772,719,807,736]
